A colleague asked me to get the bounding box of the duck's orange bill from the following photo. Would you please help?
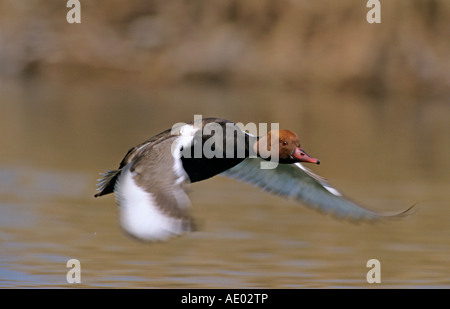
[292,147,320,164]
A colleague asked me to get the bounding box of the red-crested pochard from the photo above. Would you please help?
[95,118,412,241]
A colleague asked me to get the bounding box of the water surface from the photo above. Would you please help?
[1,80,449,288]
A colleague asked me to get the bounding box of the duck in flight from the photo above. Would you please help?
[95,118,412,241]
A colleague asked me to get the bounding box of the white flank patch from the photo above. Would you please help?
[115,163,185,241]
[171,124,198,184]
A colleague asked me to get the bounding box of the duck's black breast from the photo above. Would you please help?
[180,119,255,183]
[181,156,246,183]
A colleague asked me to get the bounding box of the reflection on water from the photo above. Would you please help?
[0,80,449,288]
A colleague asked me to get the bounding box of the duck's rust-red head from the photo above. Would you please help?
[256,130,320,164]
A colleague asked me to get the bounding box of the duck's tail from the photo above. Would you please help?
[94,169,121,197]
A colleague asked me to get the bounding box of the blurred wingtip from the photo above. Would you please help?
[393,203,417,218]
[335,203,418,225]
[374,203,417,222]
